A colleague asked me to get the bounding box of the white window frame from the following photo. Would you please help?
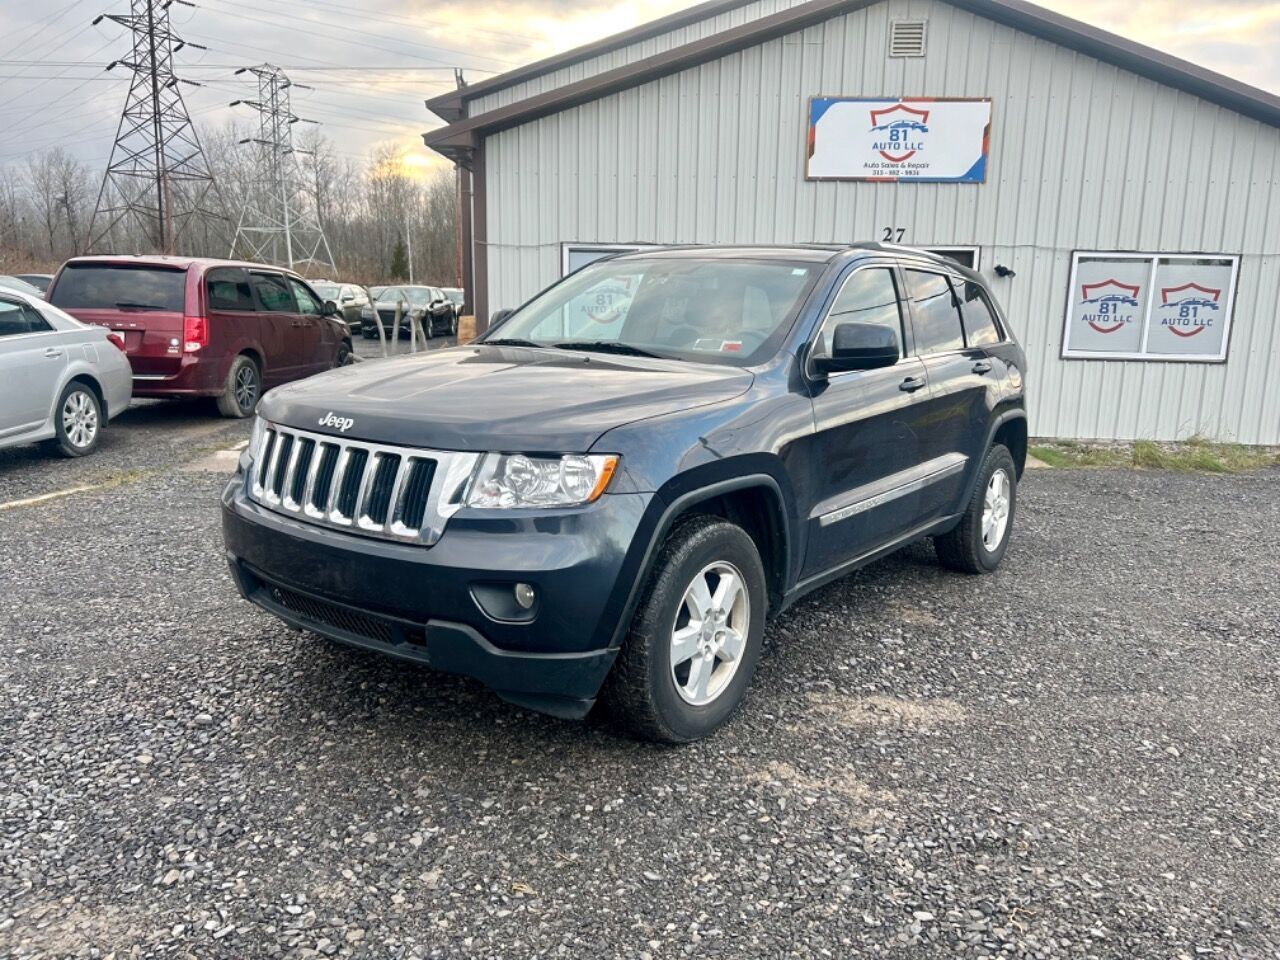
[1061,251,1240,363]
[560,243,659,277]
[926,245,981,270]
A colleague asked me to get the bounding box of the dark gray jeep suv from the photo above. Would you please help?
[222,245,1027,742]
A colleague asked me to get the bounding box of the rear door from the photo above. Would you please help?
[248,271,299,384]
[801,263,933,578]
[901,268,991,519]
[0,296,64,436]
[46,262,187,378]
[205,267,267,377]
[287,277,330,372]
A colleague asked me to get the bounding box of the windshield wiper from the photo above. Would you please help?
[114,301,166,310]
[480,337,544,348]
[552,340,668,359]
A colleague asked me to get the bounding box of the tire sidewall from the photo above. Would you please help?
[227,356,260,418]
[55,383,101,456]
[640,524,767,741]
[971,446,1017,571]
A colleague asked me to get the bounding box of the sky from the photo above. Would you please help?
[0,0,1276,179]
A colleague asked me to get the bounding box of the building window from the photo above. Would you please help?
[927,246,980,270]
[1062,252,1239,362]
[561,243,657,276]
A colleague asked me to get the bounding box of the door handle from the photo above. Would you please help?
[899,375,927,393]
[44,348,63,358]
[972,359,993,375]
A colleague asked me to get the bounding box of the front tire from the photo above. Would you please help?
[336,341,353,366]
[933,443,1017,574]
[605,515,767,743]
[49,381,102,457]
[216,355,260,419]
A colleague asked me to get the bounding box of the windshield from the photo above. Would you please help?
[311,283,340,299]
[481,257,817,365]
[443,288,463,304]
[50,264,186,311]
[405,287,433,305]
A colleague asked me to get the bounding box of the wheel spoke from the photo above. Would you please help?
[685,575,713,620]
[719,628,745,663]
[670,624,701,666]
[711,572,741,615]
[684,654,711,702]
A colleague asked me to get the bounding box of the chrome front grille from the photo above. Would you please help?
[248,421,480,545]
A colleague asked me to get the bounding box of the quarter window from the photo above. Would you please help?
[814,267,903,358]
[905,270,964,355]
[958,280,1002,346]
[0,298,50,336]
[206,268,255,312]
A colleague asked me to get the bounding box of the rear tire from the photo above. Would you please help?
[216,355,260,419]
[48,381,102,458]
[605,515,767,743]
[336,341,353,367]
[933,443,1017,574]
[361,323,375,339]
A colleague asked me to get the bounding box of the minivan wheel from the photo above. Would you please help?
[217,355,260,419]
[933,443,1017,574]
[49,382,102,457]
[336,341,353,366]
[605,515,766,743]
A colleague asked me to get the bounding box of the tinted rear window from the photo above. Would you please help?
[49,264,186,312]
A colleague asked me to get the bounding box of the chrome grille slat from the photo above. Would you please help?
[246,421,481,546]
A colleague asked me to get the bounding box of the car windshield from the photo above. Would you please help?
[481,257,817,365]
[368,285,387,299]
[49,264,186,311]
[311,283,340,299]
[443,289,463,304]
[404,287,433,305]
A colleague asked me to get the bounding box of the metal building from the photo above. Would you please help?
[425,0,1280,444]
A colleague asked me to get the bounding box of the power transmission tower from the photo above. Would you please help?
[88,0,224,254]
[229,64,335,276]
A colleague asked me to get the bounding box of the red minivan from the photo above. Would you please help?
[46,256,353,418]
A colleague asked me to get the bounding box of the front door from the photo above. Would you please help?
[287,278,329,372]
[801,264,934,579]
[0,296,64,437]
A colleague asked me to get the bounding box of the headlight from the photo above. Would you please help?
[242,415,266,471]
[465,453,618,509]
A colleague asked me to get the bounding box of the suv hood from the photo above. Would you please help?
[259,345,754,452]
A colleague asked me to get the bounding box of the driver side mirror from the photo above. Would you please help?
[812,322,900,375]
[490,308,513,327]
[321,300,340,318]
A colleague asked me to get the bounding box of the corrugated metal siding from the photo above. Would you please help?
[468,0,812,115]
[483,0,1280,443]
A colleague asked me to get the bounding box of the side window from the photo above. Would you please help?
[206,268,254,312]
[814,267,904,358]
[289,279,322,317]
[958,280,1002,347]
[23,304,52,333]
[0,298,30,336]
[905,270,965,355]
[250,273,294,312]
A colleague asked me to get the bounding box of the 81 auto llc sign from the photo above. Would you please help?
[805,97,992,182]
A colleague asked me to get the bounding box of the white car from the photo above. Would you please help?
[0,287,132,457]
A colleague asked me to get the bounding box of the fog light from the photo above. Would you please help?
[514,583,536,609]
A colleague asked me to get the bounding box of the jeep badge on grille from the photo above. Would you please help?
[318,412,355,433]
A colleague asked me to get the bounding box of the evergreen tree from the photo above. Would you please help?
[389,236,409,280]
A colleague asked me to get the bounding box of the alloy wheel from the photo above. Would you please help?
[669,561,750,706]
[234,363,259,412]
[62,390,99,450]
[982,468,1011,551]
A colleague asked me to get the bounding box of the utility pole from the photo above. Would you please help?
[89,0,223,254]
[229,64,335,276]
[405,211,413,284]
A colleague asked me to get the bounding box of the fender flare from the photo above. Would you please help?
[606,473,791,649]
[960,408,1028,504]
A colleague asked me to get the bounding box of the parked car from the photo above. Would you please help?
[0,286,132,457]
[359,285,388,338]
[46,257,353,419]
[0,275,46,298]
[16,273,54,295]
[441,287,464,315]
[222,244,1027,741]
[364,285,456,339]
[310,281,368,332]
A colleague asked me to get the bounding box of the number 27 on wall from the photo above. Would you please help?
[882,227,906,242]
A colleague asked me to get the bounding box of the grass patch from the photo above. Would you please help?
[1031,438,1279,473]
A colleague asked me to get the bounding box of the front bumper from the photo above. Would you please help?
[221,475,653,718]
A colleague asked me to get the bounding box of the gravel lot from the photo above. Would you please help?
[1,408,1277,957]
